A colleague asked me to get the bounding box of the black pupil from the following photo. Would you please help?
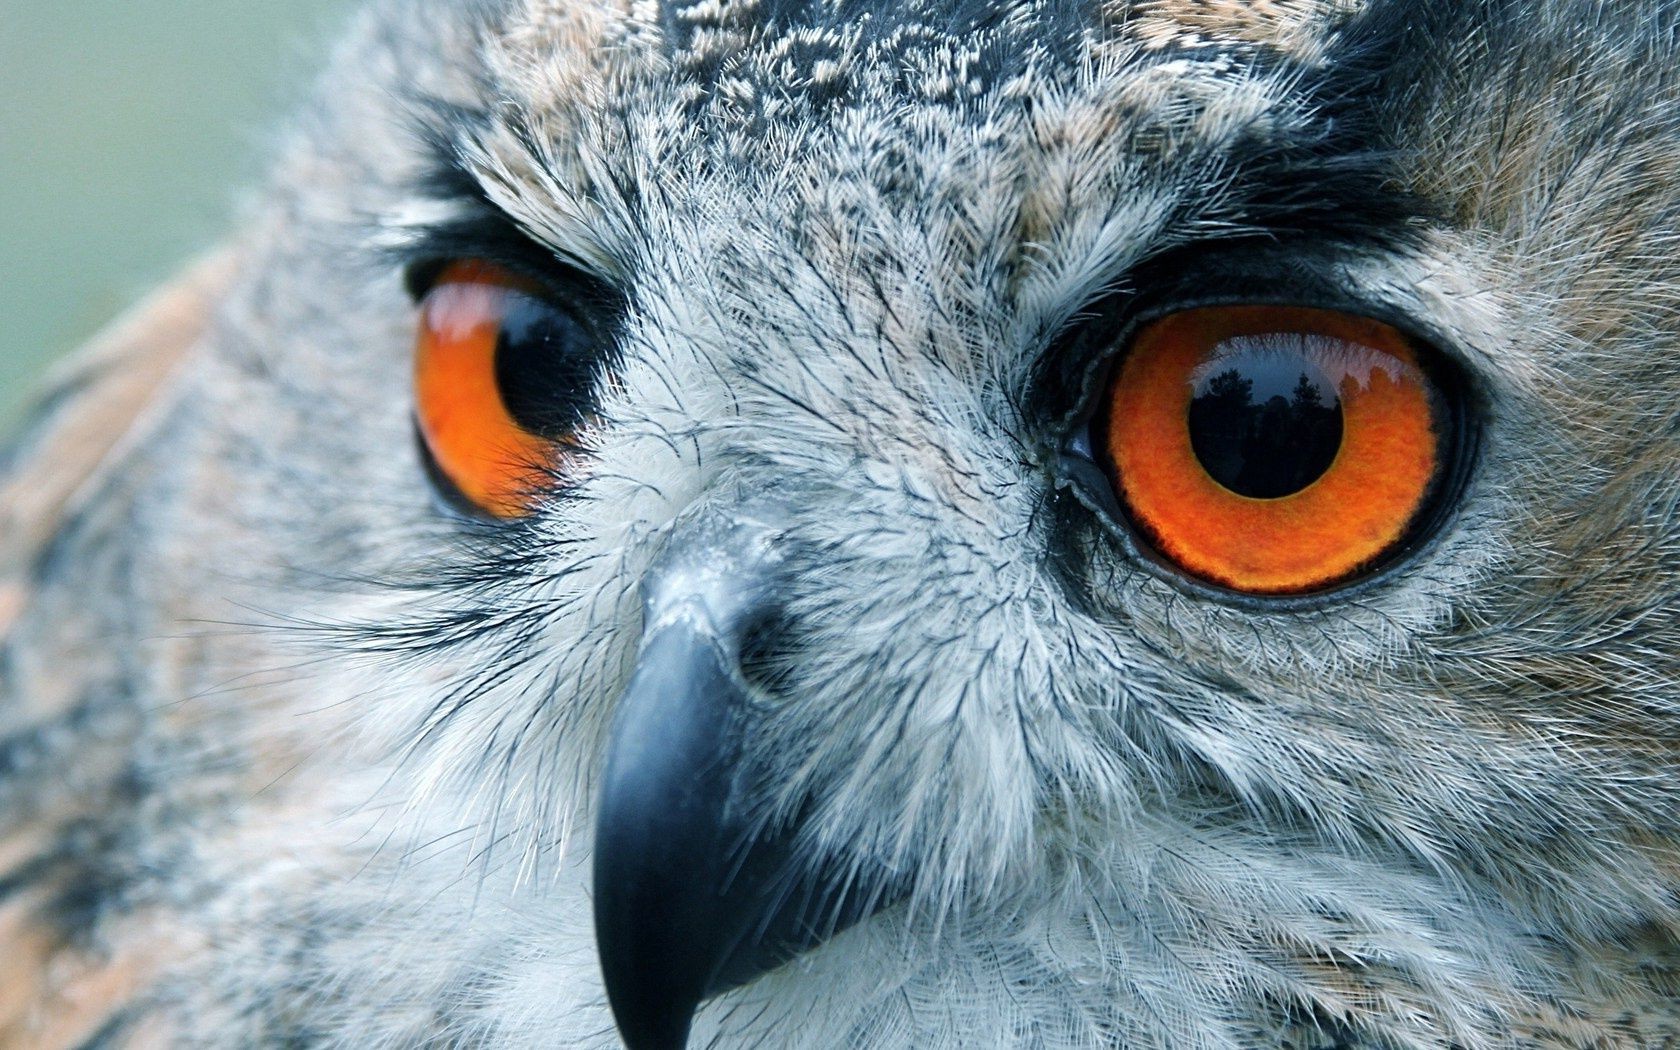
[494,292,599,439]
[1186,343,1344,499]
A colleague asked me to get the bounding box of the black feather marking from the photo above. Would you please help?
[70,1009,137,1050]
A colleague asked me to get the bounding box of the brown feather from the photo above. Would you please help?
[0,249,238,641]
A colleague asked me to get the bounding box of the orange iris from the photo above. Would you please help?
[1101,305,1446,594]
[414,260,561,518]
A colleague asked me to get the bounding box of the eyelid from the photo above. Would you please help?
[404,253,614,308]
[1052,284,1485,440]
[394,212,568,298]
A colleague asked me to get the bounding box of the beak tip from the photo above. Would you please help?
[599,973,698,1050]
[593,809,708,1050]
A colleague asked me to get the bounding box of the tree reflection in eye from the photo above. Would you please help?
[1187,351,1344,500]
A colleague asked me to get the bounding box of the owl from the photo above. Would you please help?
[4,0,1680,1046]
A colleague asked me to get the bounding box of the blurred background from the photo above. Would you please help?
[1,1,347,431]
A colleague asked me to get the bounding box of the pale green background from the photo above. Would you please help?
[0,2,347,430]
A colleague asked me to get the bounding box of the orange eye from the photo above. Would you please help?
[1096,305,1462,595]
[414,260,605,518]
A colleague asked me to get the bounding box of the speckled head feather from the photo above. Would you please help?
[5,0,1680,1046]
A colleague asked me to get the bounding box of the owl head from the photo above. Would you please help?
[6,0,1680,1047]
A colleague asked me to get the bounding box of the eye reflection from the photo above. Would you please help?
[1187,343,1343,499]
[1095,305,1456,595]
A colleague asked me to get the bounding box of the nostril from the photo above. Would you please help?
[737,612,799,700]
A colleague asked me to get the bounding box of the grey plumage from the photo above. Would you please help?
[4,0,1680,1046]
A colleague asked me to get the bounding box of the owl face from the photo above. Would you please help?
[23,0,1680,1046]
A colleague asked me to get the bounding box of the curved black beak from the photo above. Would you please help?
[593,504,899,1050]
